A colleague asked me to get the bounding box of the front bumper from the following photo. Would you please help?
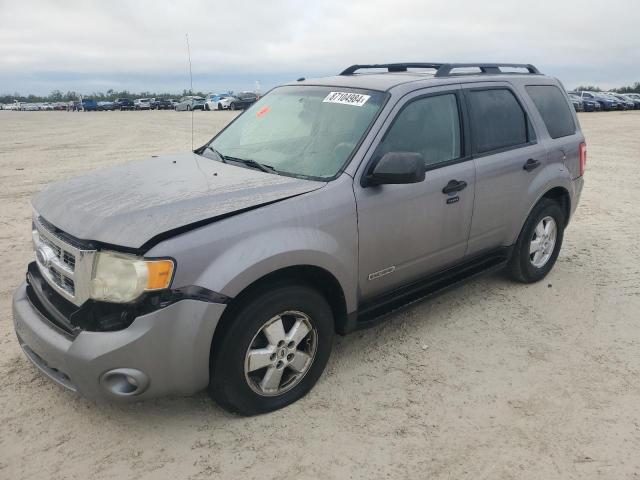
[13,281,226,401]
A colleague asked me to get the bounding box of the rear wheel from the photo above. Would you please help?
[205,104,210,111]
[209,283,333,415]
[507,198,565,283]
[230,102,237,110]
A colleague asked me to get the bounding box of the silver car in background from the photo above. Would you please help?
[175,96,205,111]
[134,98,152,110]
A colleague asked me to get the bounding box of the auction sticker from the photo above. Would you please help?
[323,91,370,107]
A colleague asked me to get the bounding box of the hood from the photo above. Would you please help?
[32,152,325,249]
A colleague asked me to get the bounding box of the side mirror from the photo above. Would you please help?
[366,152,425,186]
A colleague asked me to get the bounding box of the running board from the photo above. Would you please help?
[355,248,512,329]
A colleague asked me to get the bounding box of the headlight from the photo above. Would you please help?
[90,251,174,303]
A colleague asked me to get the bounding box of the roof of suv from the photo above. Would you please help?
[289,63,546,92]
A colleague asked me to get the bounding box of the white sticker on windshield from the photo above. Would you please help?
[323,91,371,107]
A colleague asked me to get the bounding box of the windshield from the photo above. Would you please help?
[204,85,386,179]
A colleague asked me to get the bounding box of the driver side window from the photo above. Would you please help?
[377,93,462,167]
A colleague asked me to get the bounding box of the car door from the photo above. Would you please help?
[354,86,476,301]
[463,83,549,256]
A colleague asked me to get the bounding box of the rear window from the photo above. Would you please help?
[468,88,529,153]
[526,85,576,139]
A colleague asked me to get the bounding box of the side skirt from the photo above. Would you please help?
[349,247,512,332]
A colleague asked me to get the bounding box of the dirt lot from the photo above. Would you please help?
[1,110,639,479]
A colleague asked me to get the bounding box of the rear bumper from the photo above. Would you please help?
[13,282,226,401]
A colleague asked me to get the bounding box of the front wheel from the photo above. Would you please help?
[507,198,565,283]
[209,283,334,415]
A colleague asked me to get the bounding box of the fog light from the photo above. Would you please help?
[100,368,149,396]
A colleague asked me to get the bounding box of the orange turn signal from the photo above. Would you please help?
[145,259,174,290]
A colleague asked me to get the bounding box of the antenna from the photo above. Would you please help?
[185,33,194,151]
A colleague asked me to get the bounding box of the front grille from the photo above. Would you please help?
[63,251,76,270]
[49,268,75,295]
[32,214,96,306]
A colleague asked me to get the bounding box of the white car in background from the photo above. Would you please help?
[134,98,152,110]
[204,93,232,111]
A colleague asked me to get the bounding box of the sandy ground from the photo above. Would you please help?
[1,109,639,479]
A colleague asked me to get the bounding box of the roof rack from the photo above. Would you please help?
[339,63,541,77]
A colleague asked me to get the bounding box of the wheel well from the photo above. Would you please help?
[541,187,571,225]
[216,265,349,337]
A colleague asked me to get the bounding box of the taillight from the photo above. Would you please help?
[579,142,587,177]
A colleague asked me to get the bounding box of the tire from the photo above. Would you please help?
[217,103,223,110]
[209,283,334,415]
[507,198,565,283]
[187,105,191,111]
[205,104,210,111]
[230,103,236,111]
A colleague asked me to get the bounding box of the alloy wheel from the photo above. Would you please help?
[529,216,557,268]
[244,311,317,396]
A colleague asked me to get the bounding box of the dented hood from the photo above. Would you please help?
[32,152,325,249]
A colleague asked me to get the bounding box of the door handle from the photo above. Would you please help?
[442,179,468,194]
[523,158,541,172]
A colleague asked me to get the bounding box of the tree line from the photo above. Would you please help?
[0,88,213,104]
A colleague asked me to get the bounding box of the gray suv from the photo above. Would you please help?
[13,63,585,415]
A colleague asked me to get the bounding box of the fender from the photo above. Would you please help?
[145,176,359,314]
[195,227,357,313]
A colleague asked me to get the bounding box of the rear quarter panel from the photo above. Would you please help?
[507,77,584,239]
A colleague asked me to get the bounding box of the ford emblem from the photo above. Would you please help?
[36,244,56,268]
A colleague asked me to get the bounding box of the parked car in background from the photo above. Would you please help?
[582,97,601,112]
[567,94,584,112]
[227,92,259,110]
[153,98,174,110]
[81,99,99,111]
[567,92,600,112]
[605,92,635,110]
[599,93,626,110]
[175,96,206,111]
[575,91,617,111]
[114,98,134,110]
[134,98,152,110]
[620,93,640,109]
[97,101,115,111]
[204,93,232,111]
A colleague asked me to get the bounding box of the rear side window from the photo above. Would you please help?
[377,93,461,167]
[526,85,576,139]
[467,89,528,153]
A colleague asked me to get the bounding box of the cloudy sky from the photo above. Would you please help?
[1,0,639,96]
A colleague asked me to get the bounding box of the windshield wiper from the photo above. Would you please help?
[225,156,278,174]
[204,146,227,163]
[203,147,277,174]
